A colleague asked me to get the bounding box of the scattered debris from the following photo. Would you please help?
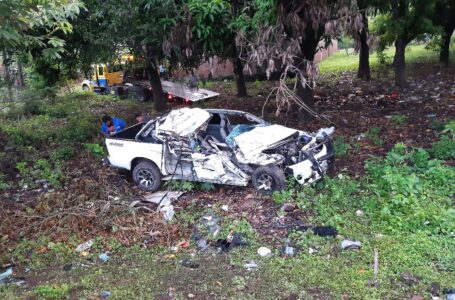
[198,213,221,237]
[181,259,200,269]
[308,247,318,254]
[99,252,110,263]
[129,191,184,222]
[215,232,246,252]
[63,264,73,272]
[0,267,25,286]
[0,267,13,283]
[293,225,338,237]
[244,260,258,271]
[355,209,364,217]
[176,240,190,249]
[196,239,209,251]
[281,246,295,257]
[340,240,362,250]
[281,239,296,257]
[444,288,455,300]
[79,251,90,257]
[372,248,379,288]
[281,203,296,212]
[257,247,272,257]
[160,204,175,222]
[221,205,229,211]
[400,272,420,285]
[100,290,112,298]
[75,240,93,253]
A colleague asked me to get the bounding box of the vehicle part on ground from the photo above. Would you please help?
[341,240,362,250]
[105,108,335,193]
[132,160,162,192]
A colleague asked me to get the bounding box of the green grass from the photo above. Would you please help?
[319,44,455,74]
[3,142,454,299]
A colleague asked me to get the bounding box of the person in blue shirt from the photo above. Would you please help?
[101,115,126,135]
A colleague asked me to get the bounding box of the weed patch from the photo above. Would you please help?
[333,136,351,156]
[390,114,408,124]
[34,283,72,300]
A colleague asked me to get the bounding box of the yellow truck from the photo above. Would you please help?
[81,64,124,94]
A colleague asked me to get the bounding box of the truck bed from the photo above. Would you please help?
[161,80,219,102]
[110,123,143,140]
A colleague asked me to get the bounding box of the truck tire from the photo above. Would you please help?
[128,86,148,101]
[132,160,162,192]
[252,165,286,195]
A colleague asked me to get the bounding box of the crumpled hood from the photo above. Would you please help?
[159,108,211,136]
[234,124,299,160]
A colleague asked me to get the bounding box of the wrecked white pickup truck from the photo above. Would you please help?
[104,108,334,194]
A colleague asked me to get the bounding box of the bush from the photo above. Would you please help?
[390,114,408,124]
[34,283,71,300]
[0,172,9,190]
[84,143,105,158]
[365,127,383,146]
[16,159,63,189]
[364,144,455,233]
[0,114,97,147]
[51,146,76,161]
[431,135,455,159]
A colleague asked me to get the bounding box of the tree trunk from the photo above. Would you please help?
[147,60,167,111]
[17,61,25,88]
[394,38,407,87]
[2,49,13,102]
[143,44,167,111]
[296,28,320,122]
[357,10,371,81]
[440,25,454,65]
[233,57,247,97]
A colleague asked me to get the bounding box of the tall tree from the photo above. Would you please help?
[97,0,179,111]
[357,0,371,80]
[169,0,249,97]
[433,0,455,65]
[0,0,81,100]
[272,0,361,121]
[373,0,437,86]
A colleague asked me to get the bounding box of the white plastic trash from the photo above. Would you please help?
[257,247,272,257]
[75,240,93,252]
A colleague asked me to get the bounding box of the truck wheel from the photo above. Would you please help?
[132,161,162,192]
[82,85,90,91]
[252,165,286,195]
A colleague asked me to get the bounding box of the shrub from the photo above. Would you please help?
[15,159,63,189]
[390,114,408,124]
[430,135,455,160]
[365,127,383,146]
[0,172,9,190]
[333,136,351,156]
[0,114,97,147]
[364,144,455,233]
[51,146,76,161]
[84,143,105,158]
[34,283,71,300]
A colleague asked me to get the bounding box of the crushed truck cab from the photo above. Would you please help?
[105,108,334,194]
